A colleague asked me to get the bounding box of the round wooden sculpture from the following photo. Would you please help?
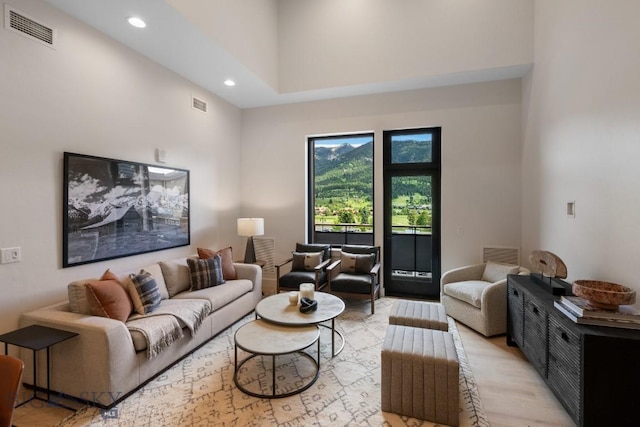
[529,250,567,278]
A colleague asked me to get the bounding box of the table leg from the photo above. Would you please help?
[272,355,276,397]
[46,346,51,402]
[331,318,335,357]
[32,349,37,402]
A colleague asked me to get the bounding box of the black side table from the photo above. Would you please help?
[0,324,78,410]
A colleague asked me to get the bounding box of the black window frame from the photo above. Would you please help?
[307,132,375,246]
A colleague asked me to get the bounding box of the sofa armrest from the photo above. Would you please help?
[441,263,486,288]
[234,263,262,292]
[19,302,139,406]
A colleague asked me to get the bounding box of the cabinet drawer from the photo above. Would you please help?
[548,314,581,424]
[523,296,548,376]
[507,282,524,347]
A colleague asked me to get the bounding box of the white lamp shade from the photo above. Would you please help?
[237,218,264,237]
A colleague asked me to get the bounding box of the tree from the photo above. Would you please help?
[407,210,417,225]
[358,206,369,224]
[337,209,356,224]
[416,210,430,226]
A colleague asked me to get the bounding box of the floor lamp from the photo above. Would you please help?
[237,218,264,263]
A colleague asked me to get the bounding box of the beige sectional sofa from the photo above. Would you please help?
[19,256,262,408]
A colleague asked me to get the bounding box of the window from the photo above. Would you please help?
[307,133,374,245]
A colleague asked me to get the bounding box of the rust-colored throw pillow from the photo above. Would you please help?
[198,246,237,280]
[100,268,120,282]
[85,279,133,323]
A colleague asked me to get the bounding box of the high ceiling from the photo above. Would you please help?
[45,0,530,109]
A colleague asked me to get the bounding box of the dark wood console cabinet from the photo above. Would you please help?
[507,274,640,427]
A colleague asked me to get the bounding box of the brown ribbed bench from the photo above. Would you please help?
[381,324,459,426]
[389,299,449,331]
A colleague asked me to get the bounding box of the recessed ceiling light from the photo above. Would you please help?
[224,79,236,87]
[128,17,146,28]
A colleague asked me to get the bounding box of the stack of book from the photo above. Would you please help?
[554,296,640,330]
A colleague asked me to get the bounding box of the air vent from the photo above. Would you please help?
[482,246,520,265]
[192,96,207,113]
[4,5,56,48]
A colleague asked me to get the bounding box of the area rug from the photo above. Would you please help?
[57,297,489,427]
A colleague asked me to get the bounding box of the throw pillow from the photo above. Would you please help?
[68,269,119,315]
[291,251,323,271]
[127,270,162,315]
[100,268,119,281]
[158,258,191,297]
[198,246,237,280]
[188,255,225,291]
[85,279,133,322]
[481,260,520,283]
[341,252,376,274]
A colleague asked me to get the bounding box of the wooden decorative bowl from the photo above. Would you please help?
[572,280,636,310]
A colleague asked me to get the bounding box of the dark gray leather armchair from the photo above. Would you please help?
[327,245,381,314]
[276,243,331,293]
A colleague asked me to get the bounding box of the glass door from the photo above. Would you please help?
[383,128,441,299]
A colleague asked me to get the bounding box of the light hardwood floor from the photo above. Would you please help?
[11,321,576,427]
[456,323,575,427]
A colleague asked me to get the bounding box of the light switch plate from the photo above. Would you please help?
[1,247,21,264]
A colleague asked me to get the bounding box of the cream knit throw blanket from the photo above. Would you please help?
[127,299,211,359]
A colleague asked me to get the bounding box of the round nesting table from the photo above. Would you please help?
[234,319,320,398]
[255,292,346,357]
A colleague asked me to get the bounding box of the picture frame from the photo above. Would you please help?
[63,152,190,267]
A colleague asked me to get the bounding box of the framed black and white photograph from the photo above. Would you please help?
[63,152,190,267]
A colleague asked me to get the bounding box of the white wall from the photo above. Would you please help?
[0,1,243,332]
[522,1,640,295]
[278,0,533,93]
[241,79,523,283]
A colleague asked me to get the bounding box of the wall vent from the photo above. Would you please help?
[253,237,275,276]
[192,96,207,113]
[4,5,56,48]
[482,246,520,265]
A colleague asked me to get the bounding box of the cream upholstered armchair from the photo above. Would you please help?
[441,260,529,337]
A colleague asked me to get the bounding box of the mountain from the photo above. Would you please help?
[390,139,432,163]
[315,143,357,174]
[314,139,432,202]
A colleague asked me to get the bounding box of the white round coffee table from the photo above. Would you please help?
[255,292,345,357]
[234,319,320,398]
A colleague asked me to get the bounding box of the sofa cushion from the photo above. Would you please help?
[291,251,323,271]
[68,278,98,315]
[341,252,375,274]
[85,279,133,322]
[159,258,192,297]
[127,270,162,314]
[482,260,519,283]
[187,256,225,290]
[198,247,237,280]
[173,279,253,312]
[443,280,489,308]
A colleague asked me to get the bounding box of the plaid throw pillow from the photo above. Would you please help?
[128,270,161,315]
[187,255,225,291]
